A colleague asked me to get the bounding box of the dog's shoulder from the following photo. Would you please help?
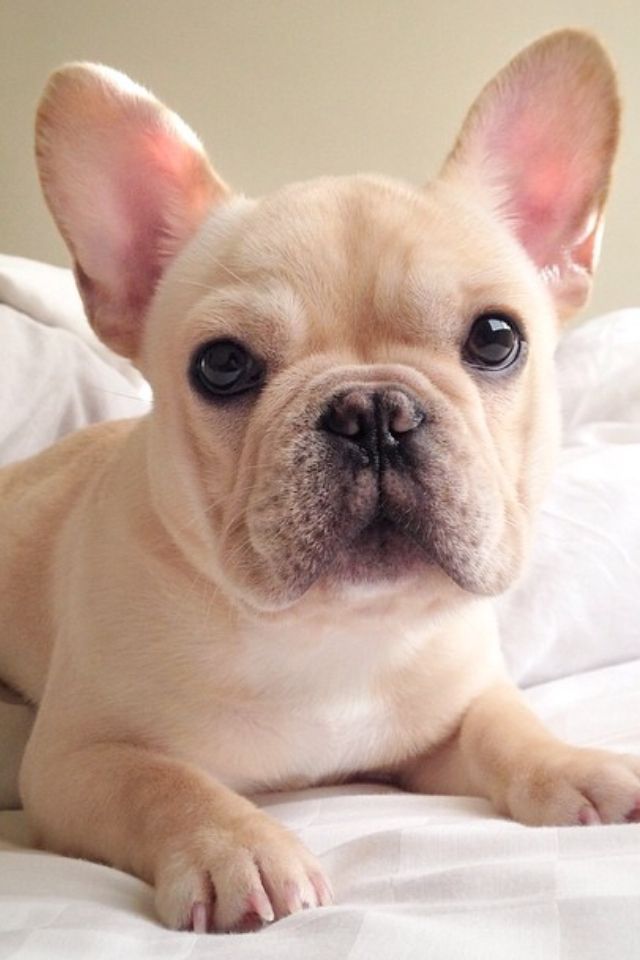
[0,419,141,701]
[0,418,138,502]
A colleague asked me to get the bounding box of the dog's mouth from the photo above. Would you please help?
[322,501,433,587]
[242,410,519,607]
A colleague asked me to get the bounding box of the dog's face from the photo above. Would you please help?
[36,31,618,612]
[145,176,557,610]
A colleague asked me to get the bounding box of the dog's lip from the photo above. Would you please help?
[0,680,27,705]
[245,504,430,611]
[354,510,430,560]
[362,498,428,547]
[239,501,468,616]
[322,504,434,581]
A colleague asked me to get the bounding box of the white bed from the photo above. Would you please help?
[1,255,640,959]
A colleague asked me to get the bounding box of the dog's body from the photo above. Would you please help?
[2,29,639,934]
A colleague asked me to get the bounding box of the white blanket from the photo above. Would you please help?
[1,661,640,959]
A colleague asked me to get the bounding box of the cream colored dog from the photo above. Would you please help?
[1,29,638,934]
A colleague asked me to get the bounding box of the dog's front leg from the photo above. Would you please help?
[400,682,640,826]
[20,737,332,932]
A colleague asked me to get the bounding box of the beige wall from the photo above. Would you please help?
[2,0,639,318]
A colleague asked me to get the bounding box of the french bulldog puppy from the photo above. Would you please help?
[1,29,638,934]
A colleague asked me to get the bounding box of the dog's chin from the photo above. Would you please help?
[325,516,431,587]
[236,516,435,614]
[237,506,518,614]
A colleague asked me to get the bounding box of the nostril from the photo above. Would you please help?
[389,407,425,436]
[384,389,426,436]
[321,390,373,440]
[320,386,426,455]
[322,406,362,438]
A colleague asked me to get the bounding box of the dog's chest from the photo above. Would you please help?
[174,611,428,792]
[203,686,395,792]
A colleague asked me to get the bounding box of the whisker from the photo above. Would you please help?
[89,388,152,403]
[177,255,250,289]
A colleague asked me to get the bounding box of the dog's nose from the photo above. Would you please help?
[320,386,426,467]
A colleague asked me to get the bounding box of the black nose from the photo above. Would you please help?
[320,386,426,468]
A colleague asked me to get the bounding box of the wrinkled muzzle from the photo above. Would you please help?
[233,380,525,606]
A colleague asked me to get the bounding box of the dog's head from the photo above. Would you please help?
[36,30,619,611]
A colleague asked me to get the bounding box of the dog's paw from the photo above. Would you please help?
[154,815,333,933]
[505,747,640,827]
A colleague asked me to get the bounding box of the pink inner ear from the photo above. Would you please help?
[82,121,220,318]
[489,102,596,271]
[521,155,571,229]
[514,154,577,268]
[441,31,618,315]
[146,125,218,229]
[36,63,228,357]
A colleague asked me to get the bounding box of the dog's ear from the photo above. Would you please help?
[36,63,228,358]
[440,30,619,319]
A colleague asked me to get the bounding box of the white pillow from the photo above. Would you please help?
[2,256,639,687]
[498,309,640,686]
[0,256,150,465]
[0,254,139,379]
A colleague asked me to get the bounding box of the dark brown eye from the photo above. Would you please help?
[464,314,523,370]
[191,339,265,398]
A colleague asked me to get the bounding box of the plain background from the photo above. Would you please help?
[1,0,638,319]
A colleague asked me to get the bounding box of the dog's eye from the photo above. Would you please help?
[463,314,523,371]
[191,339,265,398]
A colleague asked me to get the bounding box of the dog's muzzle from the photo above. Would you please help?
[318,386,426,473]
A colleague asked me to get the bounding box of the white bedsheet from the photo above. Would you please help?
[1,659,639,959]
